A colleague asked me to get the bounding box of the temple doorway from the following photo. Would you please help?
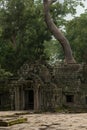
[25,90,34,110]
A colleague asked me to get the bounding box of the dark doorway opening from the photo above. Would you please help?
[85,96,87,104]
[25,90,34,110]
[0,94,2,106]
[66,95,74,103]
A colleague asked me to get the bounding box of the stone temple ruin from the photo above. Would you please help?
[0,60,87,111]
[0,0,87,112]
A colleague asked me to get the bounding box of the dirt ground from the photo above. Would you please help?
[0,111,87,130]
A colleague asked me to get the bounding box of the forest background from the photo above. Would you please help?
[0,0,87,78]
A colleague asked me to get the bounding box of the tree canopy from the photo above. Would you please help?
[65,11,87,63]
[0,0,86,73]
[0,0,51,72]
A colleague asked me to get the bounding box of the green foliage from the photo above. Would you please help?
[65,12,87,63]
[0,0,51,72]
[0,0,85,72]
[44,39,63,64]
[0,65,12,79]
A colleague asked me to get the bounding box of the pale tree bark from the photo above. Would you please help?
[43,0,76,63]
[11,35,16,49]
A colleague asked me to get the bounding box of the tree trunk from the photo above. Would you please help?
[43,0,76,63]
[11,35,16,49]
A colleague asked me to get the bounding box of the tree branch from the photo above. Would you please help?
[48,0,57,5]
[43,0,76,63]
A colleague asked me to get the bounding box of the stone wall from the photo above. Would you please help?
[40,63,87,111]
[54,64,87,109]
[0,61,87,111]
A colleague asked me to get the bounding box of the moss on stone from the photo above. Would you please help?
[0,117,27,126]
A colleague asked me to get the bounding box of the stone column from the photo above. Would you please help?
[10,92,14,110]
[22,90,25,110]
[15,87,20,110]
[34,89,39,111]
[19,86,24,110]
[20,86,25,110]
